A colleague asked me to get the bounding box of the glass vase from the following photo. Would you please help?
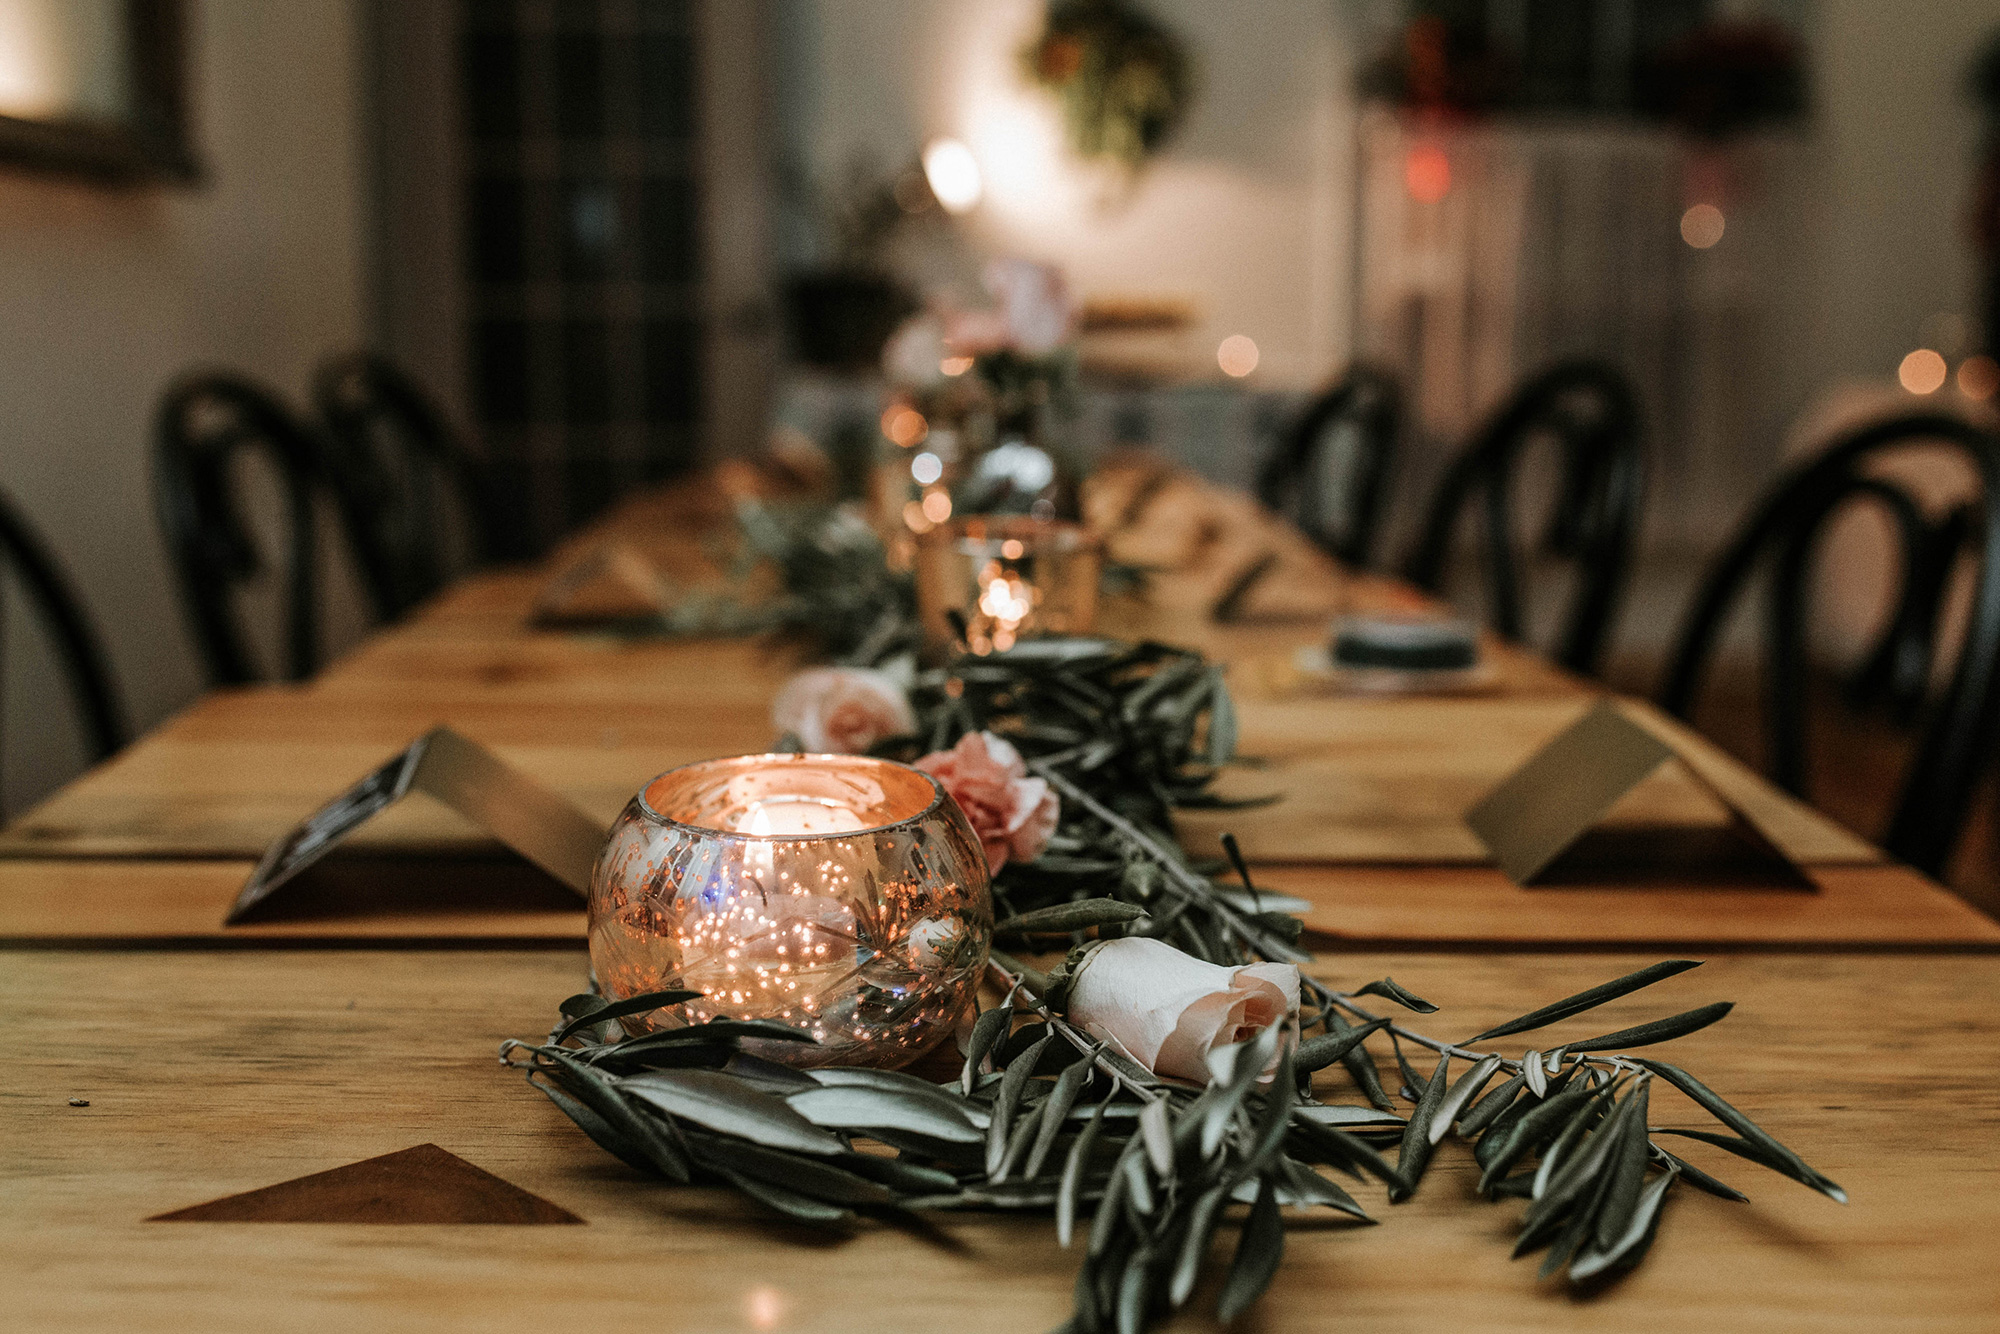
[587,753,992,1068]
[914,516,1102,656]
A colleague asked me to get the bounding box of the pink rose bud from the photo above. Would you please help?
[771,667,916,755]
[1064,937,1298,1084]
[913,730,1059,873]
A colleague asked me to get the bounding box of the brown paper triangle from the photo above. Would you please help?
[532,541,671,627]
[148,1144,583,1224]
[1464,698,1812,888]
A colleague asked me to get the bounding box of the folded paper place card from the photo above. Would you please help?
[226,727,608,924]
[1464,698,1811,887]
[531,540,672,628]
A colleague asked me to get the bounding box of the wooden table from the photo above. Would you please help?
[7,947,1994,1333]
[5,469,1998,1328]
[1,554,1989,945]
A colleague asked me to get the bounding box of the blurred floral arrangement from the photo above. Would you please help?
[880,259,1082,518]
[1020,0,1194,171]
[885,260,1077,412]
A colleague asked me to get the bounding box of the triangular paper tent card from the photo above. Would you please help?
[226,728,607,924]
[149,1143,583,1224]
[532,541,672,627]
[1465,698,1813,887]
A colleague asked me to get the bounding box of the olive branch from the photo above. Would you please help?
[502,636,1841,1331]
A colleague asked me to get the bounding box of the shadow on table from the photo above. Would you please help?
[225,852,583,922]
[1528,824,1817,891]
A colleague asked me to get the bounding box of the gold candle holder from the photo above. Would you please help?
[914,516,1102,656]
[587,754,992,1068]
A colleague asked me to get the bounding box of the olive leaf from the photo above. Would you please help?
[1353,978,1439,1013]
[551,988,704,1045]
[1388,1052,1450,1202]
[785,1085,983,1144]
[1216,1175,1285,1323]
[620,1069,846,1157]
[996,898,1146,935]
[1456,1072,1526,1138]
[1321,1006,1395,1112]
[1058,1099,1112,1247]
[1428,1053,1505,1146]
[961,1002,1014,1095]
[1295,1017,1390,1074]
[1467,961,1703,1043]
[1562,1001,1735,1053]
[1026,1052,1099,1179]
[987,1031,1054,1176]
[1630,1058,1845,1203]
[1569,1167,1677,1281]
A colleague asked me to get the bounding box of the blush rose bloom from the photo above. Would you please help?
[771,667,916,754]
[914,730,1059,873]
[1066,937,1298,1084]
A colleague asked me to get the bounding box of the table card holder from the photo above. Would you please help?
[225,728,607,924]
[530,540,672,628]
[1464,698,1811,887]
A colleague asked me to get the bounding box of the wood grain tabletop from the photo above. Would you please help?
[5,947,1993,1333]
[0,465,1984,945]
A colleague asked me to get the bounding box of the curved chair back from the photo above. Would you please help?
[1657,413,2000,877]
[313,353,499,619]
[1404,359,1644,676]
[0,491,126,765]
[1255,365,1400,566]
[154,374,328,685]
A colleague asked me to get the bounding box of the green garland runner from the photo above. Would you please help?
[504,633,1843,1332]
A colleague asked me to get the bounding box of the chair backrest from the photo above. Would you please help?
[1657,412,2000,877]
[1254,365,1400,567]
[154,373,328,685]
[0,490,126,765]
[313,352,499,619]
[1404,359,1644,676]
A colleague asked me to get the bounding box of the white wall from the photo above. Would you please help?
[775,0,1358,389]
[1803,0,2000,384]
[0,0,370,810]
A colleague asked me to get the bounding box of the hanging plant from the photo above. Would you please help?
[1021,0,1194,172]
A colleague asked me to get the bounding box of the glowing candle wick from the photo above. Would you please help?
[739,798,868,836]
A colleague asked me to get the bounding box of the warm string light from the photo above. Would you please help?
[1217,334,1259,378]
[966,556,1039,653]
[1680,203,1725,249]
[1404,142,1450,203]
[1959,354,1999,401]
[922,137,983,213]
[881,405,928,447]
[1899,349,1949,395]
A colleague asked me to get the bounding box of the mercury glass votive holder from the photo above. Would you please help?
[914,516,1102,656]
[587,753,993,1068]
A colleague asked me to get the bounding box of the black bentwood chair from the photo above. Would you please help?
[1657,413,2000,878]
[313,352,502,620]
[0,490,127,769]
[154,374,332,685]
[1254,365,1401,567]
[1404,359,1644,677]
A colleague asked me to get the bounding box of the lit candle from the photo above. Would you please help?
[737,797,869,837]
[589,754,994,1066]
